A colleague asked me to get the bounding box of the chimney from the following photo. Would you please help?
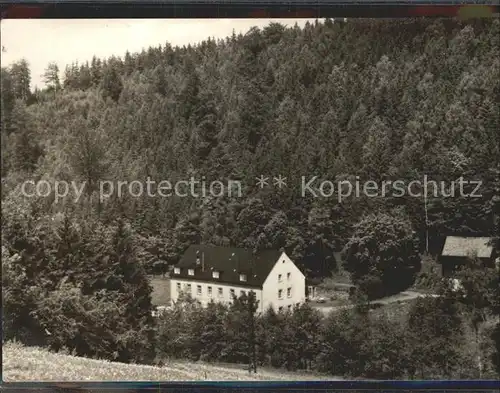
[202,252,205,272]
[196,250,201,266]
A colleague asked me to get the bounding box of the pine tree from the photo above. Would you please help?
[90,56,102,86]
[100,64,123,102]
[43,62,61,92]
[104,219,155,363]
[10,59,31,101]
[8,101,41,173]
[1,68,15,133]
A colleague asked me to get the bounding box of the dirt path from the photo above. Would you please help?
[313,290,438,315]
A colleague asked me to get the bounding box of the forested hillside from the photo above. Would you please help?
[2,18,500,372]
[2,19,499,276]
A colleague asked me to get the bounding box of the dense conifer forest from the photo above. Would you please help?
[2,18,499,378]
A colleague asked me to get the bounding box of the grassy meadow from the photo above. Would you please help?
[3,342,339,382]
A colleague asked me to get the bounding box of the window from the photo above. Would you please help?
[287,272,291,280]
[278,289,283,299]
[240,290,245,297]
[218,287,223,297]
[213,271,219,279]
[279,306,284,312]
[278,274,282,282]
[197,285,202,295]
[176,283,181,292]
[208,286,212,297]
[188,269,194,276]
[288,305,292,311]
[230,289,235,298]
[174,267,180,274]
[287,287,292,298]
[239,274,247,282]
[187,284,192,293]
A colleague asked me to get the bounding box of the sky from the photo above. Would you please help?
[1,19,317,88]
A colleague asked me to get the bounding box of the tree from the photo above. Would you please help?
[259,306,289,367]
[65,115,108,210]
[365,312,408,378]
[10,59,31,101]
[361,117,393,179]
[493,321,500,376]
[451,255,499,376]
[177,57,200,121]
[2,244,45,346]
[190,88,219,164]
[317,308,371,377]
[89,219,156,363]
[1,67,15,132]
[234,198,271,249]
[223,291,259,372]
[8,101,42,173]
[152,65,167,97]
[342,211,421,298]
[79,63,92,90]
[198,301,228,361]
[90,56,102,86]
[156,295,202,360]
[173,213,202,257]
[489,188,500,376]
[289,303,323,370]
[302,205,337,277]
[406,296,464,378]
[32,283,129,359]
[2,197,156,364]
[100,64,123,102]
[43,62,61,92]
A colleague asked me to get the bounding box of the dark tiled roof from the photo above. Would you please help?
[172,245,283,288]
[441,236,493,259]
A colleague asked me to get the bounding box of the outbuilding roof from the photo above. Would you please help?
[441,236,494,259]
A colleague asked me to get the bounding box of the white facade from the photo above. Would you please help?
[169,252,305,313]
[261,252,306,312]
[170,278,263,310]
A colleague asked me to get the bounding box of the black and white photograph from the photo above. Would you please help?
[1,17,499,382]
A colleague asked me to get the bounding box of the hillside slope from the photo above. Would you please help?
[3,342,339,382]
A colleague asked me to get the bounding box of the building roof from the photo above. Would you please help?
[172,245,283,288]
[441,236,494,259]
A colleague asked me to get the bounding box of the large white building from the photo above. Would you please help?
[169,245,306,313]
